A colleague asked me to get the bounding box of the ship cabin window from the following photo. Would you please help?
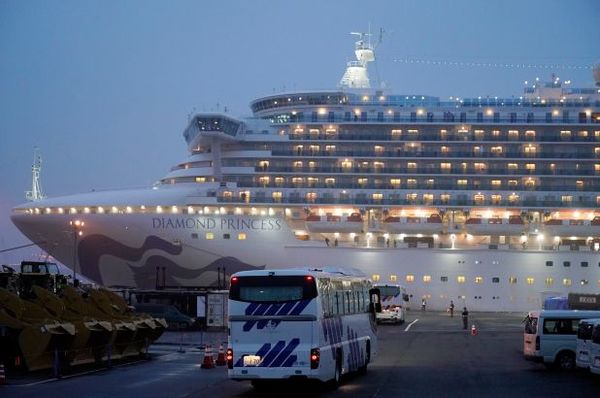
[578,130,588,138]
[390,178,401,188]
[492,277,500,284]
[581,279,589,286]
[423,275,432,283]
[206,232,214,240]
[563,261,571,267]
[344,111,351,121]
[562,195,572,204]
[525,130,536,140]
[545,277,554,286]
[546,261,553,267]
[389,275,397,282]
[238,233,246,240]
[492,130,500,137]
[361,112,367,121]
[474,276,483,284]
[440,276,448,282]
[406,275,415,283]
[508,277,517,284]
[595,147,600,156]
[191,233,198,239]
[272,192,283,201]
[526,277,534,285]
[393,112,400,122]
[457,276,466,284]
[581,261,589,267]
[563,278,572,286]
[223,234,230,240]
[372,274,380,282]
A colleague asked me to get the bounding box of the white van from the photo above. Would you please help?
[576,318,600,369]
[523,310,600,370]
[590,322,600,375]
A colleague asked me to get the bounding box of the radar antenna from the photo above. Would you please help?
[25,147,46,202]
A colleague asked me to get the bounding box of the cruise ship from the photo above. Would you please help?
[11,33,600,311]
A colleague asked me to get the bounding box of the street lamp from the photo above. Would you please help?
[69,220,84,283]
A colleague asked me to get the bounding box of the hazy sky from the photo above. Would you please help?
[1,0,599,263]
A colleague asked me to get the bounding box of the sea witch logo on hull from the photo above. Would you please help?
[151,216,282,231]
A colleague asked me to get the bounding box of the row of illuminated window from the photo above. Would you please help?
[225,190,600,205]
[191,232,247,240]
[288,127,600,139]
[254,176,595,188]
[371,273,600,287]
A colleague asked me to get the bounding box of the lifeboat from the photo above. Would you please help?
[543,216,600,237]
[382,214,442,234]
[305,212,363,233]
[464,215,525,236]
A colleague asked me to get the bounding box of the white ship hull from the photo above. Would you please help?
[11,199,600,312]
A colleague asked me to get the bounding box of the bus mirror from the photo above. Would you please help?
[369,288,382,313]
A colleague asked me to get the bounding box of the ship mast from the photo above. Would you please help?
[339,29,379,89]
[25,147,46,202]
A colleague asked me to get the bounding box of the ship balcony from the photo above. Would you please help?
[250,165,600,178]
[279,112,600,125]
[272,149,598,160]
[215,195,600,209]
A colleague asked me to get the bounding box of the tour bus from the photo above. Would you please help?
[373,284,409,324]
[523,310,600,370]
[227,268,380,388]
[576,318,600,370]
[590,321,600,375]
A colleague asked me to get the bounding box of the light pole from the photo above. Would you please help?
[69,220,84,283]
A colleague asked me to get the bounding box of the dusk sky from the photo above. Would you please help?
[0,0,599,263]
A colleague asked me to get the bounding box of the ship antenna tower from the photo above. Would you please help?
[25,147,46,202]
[339,28,379,89]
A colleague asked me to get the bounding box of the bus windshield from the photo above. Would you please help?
[229,275,317,303]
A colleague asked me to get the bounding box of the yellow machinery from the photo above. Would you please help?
[0,270,166,372]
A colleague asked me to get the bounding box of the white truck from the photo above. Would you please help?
[373,284,409,325]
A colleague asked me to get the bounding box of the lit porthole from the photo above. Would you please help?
[206,232,214,240]
[238,232,246,240]
[372,274,380,282]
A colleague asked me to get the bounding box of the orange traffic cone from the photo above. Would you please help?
[201,344,215,369]
[215,344,227,366]
[471,324,478,336]
[0,362,6,385]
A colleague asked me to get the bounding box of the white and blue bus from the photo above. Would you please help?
[227,268,379,388]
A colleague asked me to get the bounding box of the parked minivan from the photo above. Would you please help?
[576,318,600,370]
[523,310,600,370]
[135,303,194,330]
[589,321,600,375]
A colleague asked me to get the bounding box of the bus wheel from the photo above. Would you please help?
[358,341,370,375]
[556,351,575,371]
[329,351,342,389]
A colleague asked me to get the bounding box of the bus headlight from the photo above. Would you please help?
[310,348,320,369]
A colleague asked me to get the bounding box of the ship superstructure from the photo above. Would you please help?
[11,34,600,311]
